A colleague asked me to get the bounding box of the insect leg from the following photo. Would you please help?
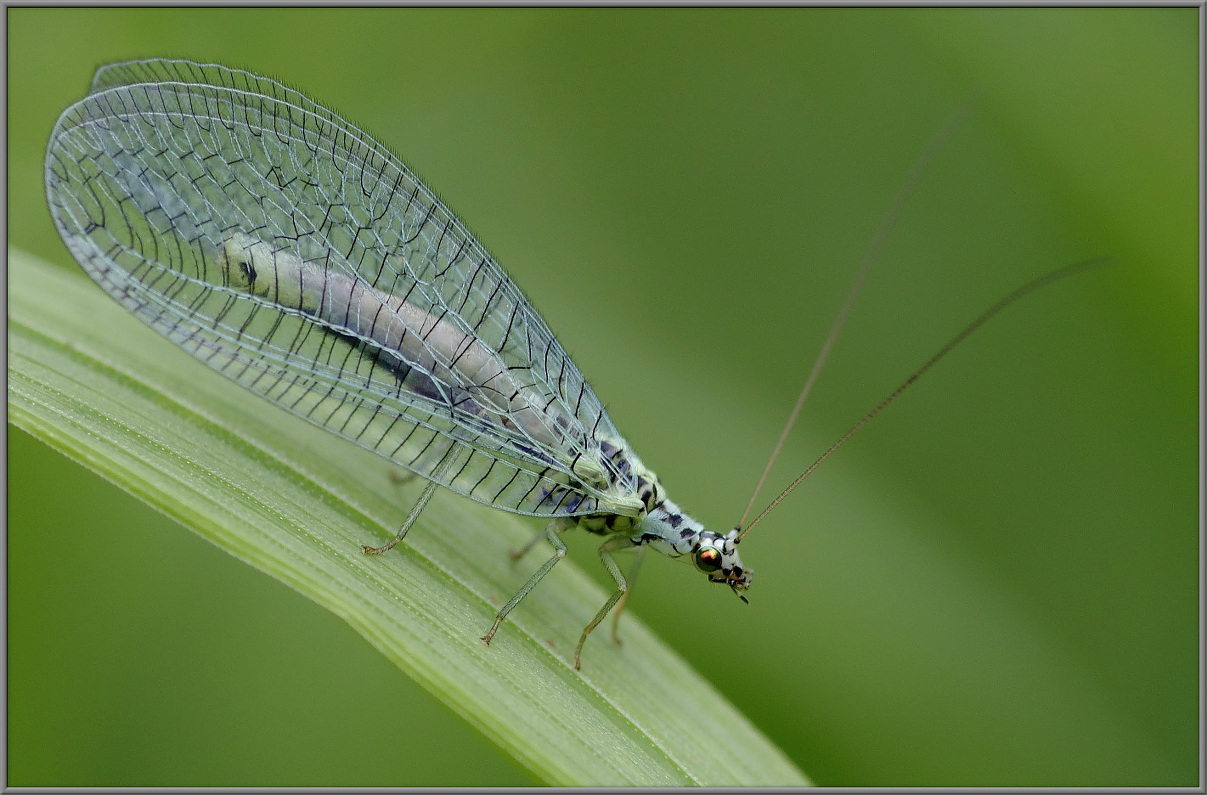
[574,536,635,670]
[364,456,456,555]
[387,469,418,487]
[506,523,552,566]
[482,517,574,646]
[362,476,440,555]
[609,545,647,647]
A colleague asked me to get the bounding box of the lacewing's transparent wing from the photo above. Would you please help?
[47,59,1081,671]
[45,58,644,520]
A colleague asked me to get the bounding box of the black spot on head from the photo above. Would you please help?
[666,513,682,528]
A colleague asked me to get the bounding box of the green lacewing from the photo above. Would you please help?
[45,59,1102,668]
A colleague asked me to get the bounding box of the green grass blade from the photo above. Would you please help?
[8,247,808,787]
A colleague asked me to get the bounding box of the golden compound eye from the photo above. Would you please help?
[695,547,722,573]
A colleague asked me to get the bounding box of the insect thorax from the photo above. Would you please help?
[574,475,661,536]
[570,441,702,557]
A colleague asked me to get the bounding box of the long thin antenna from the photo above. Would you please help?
[738,256,1110,538]
[736,97,980,531]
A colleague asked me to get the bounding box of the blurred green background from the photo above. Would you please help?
[8,8,1197,787]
